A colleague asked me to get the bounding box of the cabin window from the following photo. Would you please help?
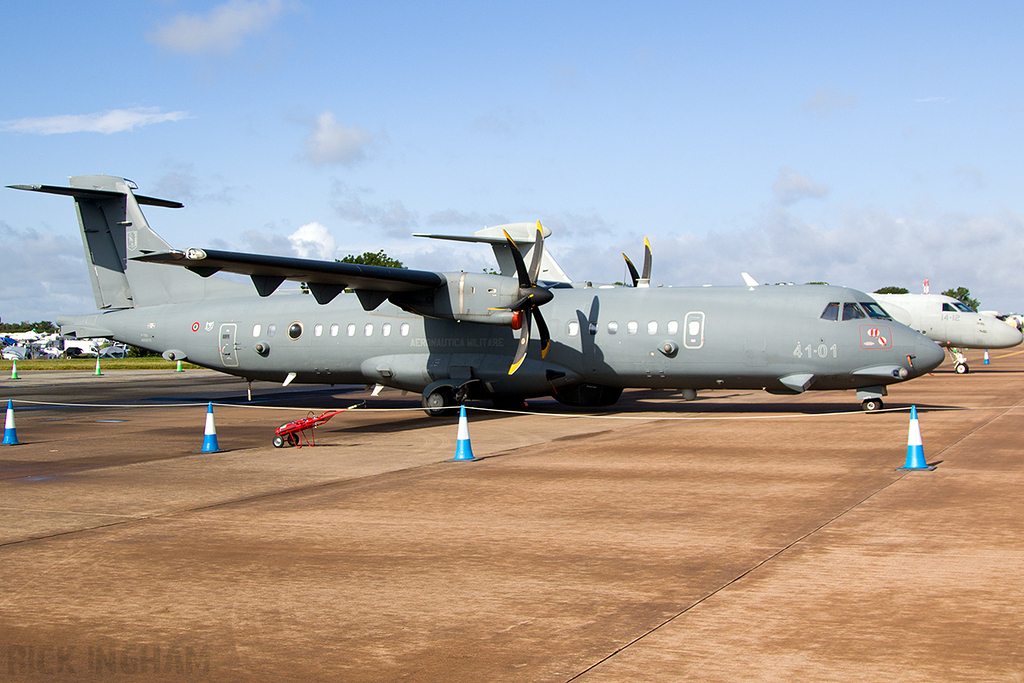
[842,303,866,320]
[860,302,892,320]
[287,322,303,340]
[400,323,410,337]
[568,321,580,336]
[314,324,323,337]
[252,324,261,337]
[347,324,356,337]
[647,321,658,335]
[608,321,618,334]
[382,323,392,336]
[267,324,277,337]
[364,323,373,337]
[821,303,840,321]
[627,321,638,335]
[667,321,678,335]
[330,324,339,337]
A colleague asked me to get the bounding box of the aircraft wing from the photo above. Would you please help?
[134,249,444,305]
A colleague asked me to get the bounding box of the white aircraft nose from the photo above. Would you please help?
[991,321,1024,349]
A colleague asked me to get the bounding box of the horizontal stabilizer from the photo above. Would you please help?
[414,223,572,284]
[134,248,444,300]
[8,183,183,209]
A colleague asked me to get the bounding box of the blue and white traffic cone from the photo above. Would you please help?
[3,399,19,445]
[201,402,221,452]
[898,405,934,470]
[984,350,990,365]
[452,405,476,461]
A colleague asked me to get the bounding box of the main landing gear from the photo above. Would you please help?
[861,398,884,412]
[858,386,886,412]
[422,387,458,417]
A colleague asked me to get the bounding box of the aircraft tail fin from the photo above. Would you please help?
[9,175,245,308]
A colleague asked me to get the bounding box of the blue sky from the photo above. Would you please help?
[2,1,1023,323]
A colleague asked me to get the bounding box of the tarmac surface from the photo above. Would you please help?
[1,348,1022,682]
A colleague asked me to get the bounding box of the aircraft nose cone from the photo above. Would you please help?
[993,322,1023,348]
[914,339,945,374]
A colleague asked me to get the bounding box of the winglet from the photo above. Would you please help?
[741,272,759,288]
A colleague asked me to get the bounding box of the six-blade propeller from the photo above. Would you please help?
[497,221,553,375]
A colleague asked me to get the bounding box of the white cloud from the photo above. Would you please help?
[0,108,188,135]
[802,88,858,115]
[288,222,337,260]
[954,164,986,191]
[305,112,374,167]
[772,167,830,205]
[153,164,234,204]
[626,206,1024,312]
[330,181,417,237]
[0,222,94,323]
[148,0,289,56]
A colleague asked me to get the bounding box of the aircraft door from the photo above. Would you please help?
[218,323,239,367]
[684,312,705,349]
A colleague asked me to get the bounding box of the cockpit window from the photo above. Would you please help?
[954,302,975,312]
[942,303,956,312]
[859,302,892,320]
[842,302,867,320]
[820,302,839,321]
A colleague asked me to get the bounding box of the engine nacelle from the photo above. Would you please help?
[390,272,524,326]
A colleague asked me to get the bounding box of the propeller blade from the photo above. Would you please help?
[642,237,652,281]
[508,308,532,375]
[527,220,544,285]
[623,253,640,287]
[534,307,550,358]
[503,229,531,289]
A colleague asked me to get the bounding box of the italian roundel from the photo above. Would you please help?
[860,325,893,349]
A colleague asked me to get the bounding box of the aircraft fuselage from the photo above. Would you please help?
[69,282,944,403]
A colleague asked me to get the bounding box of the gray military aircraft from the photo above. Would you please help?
[11,175,945,414]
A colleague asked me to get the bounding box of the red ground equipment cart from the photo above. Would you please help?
[273,409,345,448]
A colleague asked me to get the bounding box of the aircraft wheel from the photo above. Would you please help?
[423,388,457,417]
[955,362,969,374]
[272,435,285,448]
[862,398,883,412]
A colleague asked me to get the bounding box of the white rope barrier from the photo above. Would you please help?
[7,398,1024,422]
